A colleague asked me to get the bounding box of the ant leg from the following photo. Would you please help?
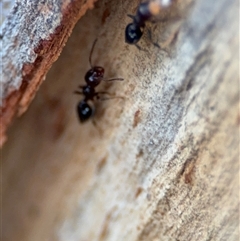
[98,96,124,101]
[127,14,135,20]
[73,91,83,95]
[134,44,142,50]
[146,27,170,56]
[95,91,111,95]
[102,78,124,82]
[135,44,148,52]
[146,27,161,48]
[134,44,149,53]
[90,116,103,135]
[95,92,124,101]
[95,92,112,100]
[75,85,85,91]
[91,118,101,131]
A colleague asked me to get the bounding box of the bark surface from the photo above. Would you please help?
[2,0,239,241]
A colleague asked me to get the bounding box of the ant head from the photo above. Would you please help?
[77,100,93,123]
[85,66,104,87]
[125,23,143,44]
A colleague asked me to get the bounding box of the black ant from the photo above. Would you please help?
[125,0,173,48]
[74,39,123,123]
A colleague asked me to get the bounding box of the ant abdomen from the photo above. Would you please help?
[125,23,143,44]
[85,66,104,87]
[77,100,94,123]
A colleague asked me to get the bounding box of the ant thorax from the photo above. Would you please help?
[82,85,96,101]
[135,2,152,26]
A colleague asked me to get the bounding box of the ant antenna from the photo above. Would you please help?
[89,38,98,68]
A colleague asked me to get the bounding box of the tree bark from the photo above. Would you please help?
[2,0,239,241]
[0,0,96,146]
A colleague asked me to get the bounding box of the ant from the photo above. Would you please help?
[74,39,123,123]
[125,0,173,48]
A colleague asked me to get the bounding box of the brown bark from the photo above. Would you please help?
[2,0,239,240]
[0,0,96,146]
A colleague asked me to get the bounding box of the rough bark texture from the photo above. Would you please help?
[0,0,96,146]
[2,0,239,241]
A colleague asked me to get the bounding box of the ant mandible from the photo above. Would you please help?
[125,0,173,47]
[74,39,123,123]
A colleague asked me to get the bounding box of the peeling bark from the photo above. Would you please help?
[0,0,96,145]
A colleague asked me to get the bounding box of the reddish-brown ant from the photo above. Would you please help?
[125,0,173,48]
[74,39,123,123]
